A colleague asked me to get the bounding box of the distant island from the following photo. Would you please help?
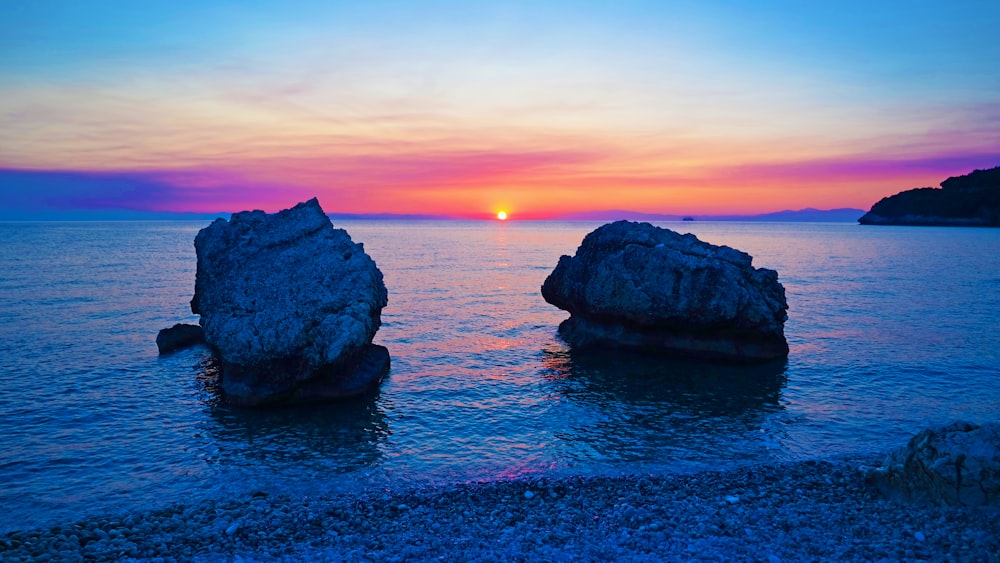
[556,208,865,222]
[859,165,1000,226]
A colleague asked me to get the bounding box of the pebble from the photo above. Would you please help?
[2,457,998,562]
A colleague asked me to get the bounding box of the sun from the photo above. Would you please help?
[496,210,508,221]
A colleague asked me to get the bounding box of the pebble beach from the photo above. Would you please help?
[3,456,998,562]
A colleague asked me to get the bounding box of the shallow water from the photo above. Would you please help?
[1,220,998,532]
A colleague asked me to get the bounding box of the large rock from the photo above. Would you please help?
[870,421,1000,506]
[191,198,389,406]
[541,221,788,361]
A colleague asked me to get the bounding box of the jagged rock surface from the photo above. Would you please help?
[541,221,788,361]
[191,198,388,406]
[871,421,1000,506]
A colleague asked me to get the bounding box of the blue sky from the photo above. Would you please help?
[1,1,998,217]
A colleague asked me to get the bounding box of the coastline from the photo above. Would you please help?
[3,455,997,562]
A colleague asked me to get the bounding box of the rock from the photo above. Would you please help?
[155,323,205,353]
[541,221,788,361]
[190,198,389,406]
[870,421,1000,506]
[281,343,390,403]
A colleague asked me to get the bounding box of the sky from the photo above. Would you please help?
[1,0,998,219]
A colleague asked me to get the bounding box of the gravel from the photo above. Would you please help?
[3,456,998,562]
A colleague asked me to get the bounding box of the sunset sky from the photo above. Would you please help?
[1,1,998,219]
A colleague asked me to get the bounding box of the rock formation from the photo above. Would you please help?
[870,421,1000,506]
[156,323,204,354]
[191,198,389,406]
[541,221,788,361]
[859,165,1000,226]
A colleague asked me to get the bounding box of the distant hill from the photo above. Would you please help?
[739,207,865,223]
[556,208,865,222]
[557,210,687,221]
[327,212,456,220]
[859,166,1000,226]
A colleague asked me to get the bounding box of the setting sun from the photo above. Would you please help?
[497,211,508,221]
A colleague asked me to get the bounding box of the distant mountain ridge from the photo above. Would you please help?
[859,165,1000,226]
[326,212,456,220]
[556,208,865,222]
[2,208,867,222]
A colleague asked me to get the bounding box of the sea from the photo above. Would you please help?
[1,220,998,533]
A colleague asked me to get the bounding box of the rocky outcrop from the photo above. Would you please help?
[541,221,788,361]
[870,421,1000,506]
[859,165,1000,226]
[191,198,389,406]
[156,323,204,353]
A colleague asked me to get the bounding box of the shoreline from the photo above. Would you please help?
[3,455,998,562]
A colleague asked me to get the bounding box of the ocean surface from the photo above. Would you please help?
[1,220,998,532]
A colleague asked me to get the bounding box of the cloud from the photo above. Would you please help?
[0,168,180,211]
[719,152,1000,185]
[0,146,600,217]
[3,139,998,219]
[0,167,270,218]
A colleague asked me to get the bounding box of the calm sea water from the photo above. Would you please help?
[1,220,998,532]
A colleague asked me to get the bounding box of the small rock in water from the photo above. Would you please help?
[767,555,781,563]
[725,495,740,504]
[524,490,535,500]
[915,531,926,542]
[225,522,240,536]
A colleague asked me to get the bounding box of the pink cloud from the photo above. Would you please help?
[720,152,1000,185]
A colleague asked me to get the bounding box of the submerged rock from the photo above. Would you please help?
[541,221,788,361]
[191,198,389,406]
[871,421,1000,506]
[156,323,205,353]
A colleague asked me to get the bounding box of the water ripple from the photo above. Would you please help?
[0,220,998,532]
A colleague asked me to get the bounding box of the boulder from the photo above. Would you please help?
[541,221,788,361]
[156,323,205,353]
[870,421,1000,506]
[191,198,389,406]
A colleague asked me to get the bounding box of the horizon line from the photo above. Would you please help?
[0,207,867,222]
